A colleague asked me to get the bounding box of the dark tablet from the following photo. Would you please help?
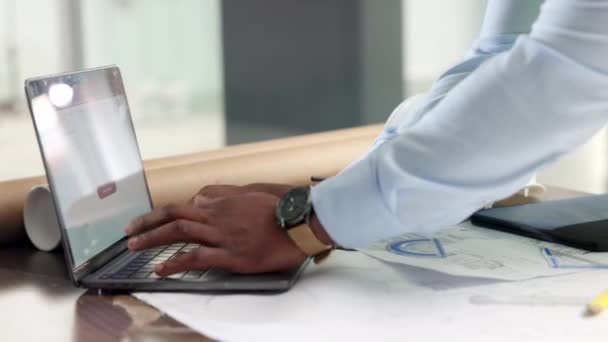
[471,194,608,251]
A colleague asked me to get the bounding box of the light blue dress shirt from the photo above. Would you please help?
[312,0,608,248]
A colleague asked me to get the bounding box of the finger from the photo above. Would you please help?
[155,246,233,276]
[124,204,209,236]
[128,219,221,251]
[198,185,242,199]
[192,195,221,208]
[187,187,230,207]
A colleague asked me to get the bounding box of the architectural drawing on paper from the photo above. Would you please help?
[541,247,608,269]
[387,238,447,258]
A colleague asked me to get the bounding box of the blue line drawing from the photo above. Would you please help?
[387,238,447,258]
[541,247,608,269]
[542,248,559,268]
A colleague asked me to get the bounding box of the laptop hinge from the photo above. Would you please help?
[72,238,129,283]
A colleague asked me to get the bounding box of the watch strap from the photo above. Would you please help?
[312,249,332,264]
[287,224,333,263]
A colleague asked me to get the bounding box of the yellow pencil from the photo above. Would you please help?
[586,289,608,316]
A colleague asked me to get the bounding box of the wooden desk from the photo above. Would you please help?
[0,186,582,341]
[0,246,210,341]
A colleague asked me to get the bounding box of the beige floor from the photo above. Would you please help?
[0,112,225,182]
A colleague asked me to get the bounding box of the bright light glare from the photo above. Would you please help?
[32,95,59,132]
[32,95,67,165]
[48,83,74,107]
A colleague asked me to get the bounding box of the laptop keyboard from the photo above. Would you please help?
[101,243,207,280]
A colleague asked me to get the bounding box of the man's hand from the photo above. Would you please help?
[187,183,293,204]
[125,192,307,276]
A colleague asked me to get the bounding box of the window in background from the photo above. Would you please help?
[4,0,602,192]
[0,0,224,181]
[0,0,17,112]
[81,0,225,159]
[0,0,74,181]
[403,0,485,96]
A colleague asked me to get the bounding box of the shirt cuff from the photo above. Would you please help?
[310,155,404,249]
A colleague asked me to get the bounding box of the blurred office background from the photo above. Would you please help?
[0,0,606,193]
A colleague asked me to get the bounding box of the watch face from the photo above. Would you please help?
[278,187,310,225]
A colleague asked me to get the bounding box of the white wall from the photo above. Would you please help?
[537,129,608,194]
[0,0,8,100]
[403,0,485,94]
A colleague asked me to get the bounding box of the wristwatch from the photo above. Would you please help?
[275,186,333,263]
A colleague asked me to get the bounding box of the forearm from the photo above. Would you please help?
[398,0,544,135]
[313,0,608,248]
[366,1,543,158]
[531,0,608,74]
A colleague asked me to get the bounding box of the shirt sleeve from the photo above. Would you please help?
[312,0,608,248]
[366,0,544,158]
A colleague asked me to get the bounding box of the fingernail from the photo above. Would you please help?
[155,264,165,273]
[124,224,132,234]
[128,237,138,249]
[193,195,210,207]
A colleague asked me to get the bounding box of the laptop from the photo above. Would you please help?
[25,65,308,292]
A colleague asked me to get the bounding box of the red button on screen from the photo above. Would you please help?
[97,182,117,199]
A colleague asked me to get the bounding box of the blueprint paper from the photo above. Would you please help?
[135,252,435,342]
[362,221,608,280]
[134,250,608,342]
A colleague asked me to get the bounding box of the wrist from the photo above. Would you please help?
[276,186,334,263]
[309,212,334,247]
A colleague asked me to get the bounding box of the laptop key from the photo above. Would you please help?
[122,264,142,271]
[132,271,152,279]
[118,268,140,275]
[166,272,186,280]
[169,254,184,260]
[183,271,206,280]
[147,248,165,253]
[131,257,150,263]
[110,273,131,279]
[147,272,163,279]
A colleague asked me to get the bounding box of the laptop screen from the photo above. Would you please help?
[26,67,152,269]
